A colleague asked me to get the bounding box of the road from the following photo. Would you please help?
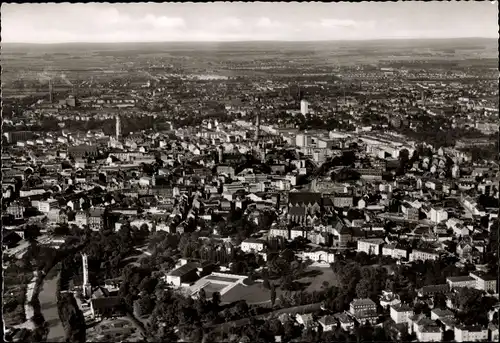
[39,271,65,342]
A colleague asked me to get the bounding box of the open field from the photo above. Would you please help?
[2,38,497,90]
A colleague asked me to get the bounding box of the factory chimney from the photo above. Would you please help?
[254,111,261,141]
[48,79,53,103]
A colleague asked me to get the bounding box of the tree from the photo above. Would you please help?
[281,275,293,291]
[355,279,371,299]
[270,284,277,307]
[211,292,221,310]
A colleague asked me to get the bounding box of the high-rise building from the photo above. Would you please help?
[116,115,122,141]
[300,100,309,116]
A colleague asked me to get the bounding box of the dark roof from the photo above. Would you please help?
[351,298,376,307]
[289,206,307,216]
[288,192,322,206]
[91,296,122,310]
[319,315,337,326]
[446,276,475,283]
[419,284,449,294]
[167,262,198,277]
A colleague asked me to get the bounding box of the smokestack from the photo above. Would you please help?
[255,112,261,141]
[48,79,53,103]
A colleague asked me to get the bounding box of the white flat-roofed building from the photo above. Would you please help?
[357,238,384,255]
[302,250,335,264]
[390,303,413,324]
[409,249,440,262]
[382,244,408,260]
[241,238,266,253]
[454,325,488,342]
[469,272,497,293]
[446,275,477,290]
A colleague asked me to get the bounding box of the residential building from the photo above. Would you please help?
[349,298,378,324]
[241,238,266,253]
[454,325,488,342]
[382,244,408,260]
[165,262,199,287]
[357,238,384,255]
[334,312,355,331]
[318,315,336,332]
[446,275,477,290]
[469,272,498,293]
[390,303,413,325]
[409,249,440,262]
[430,308,454,321]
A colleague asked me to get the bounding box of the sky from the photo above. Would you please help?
[2,2,498,43]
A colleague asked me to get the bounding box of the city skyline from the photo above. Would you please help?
[2,2,498,43]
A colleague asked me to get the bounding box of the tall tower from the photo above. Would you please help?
[300,100,309,116]
[116,115,122,141]
[254,112,261,141]
[218,146,224,163]
[81,253,91,298]
[48,79,53,103]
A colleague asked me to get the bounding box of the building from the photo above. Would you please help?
[409,249,440,262]
[357,238,384,256]
[349,298,378,324]
[430,207,448,223]
[454,325,488,342]
[88,208,105,231]
[75,211,89,227]
[38,199,59,214]
[300,100,309,116]
[469,272,497,293]
[269,227,290,239]
[417,284,449,297]
[302,249,335,264]
[334,312,355,331]
[379,290,401,308]
[240,238,266,253]
[90,296,126,320]
[6,203,24,219]
[318,315,337,332]
[416,324,442,342]
[382,244,408,260]
[166,262,199,287]
[390,303,413,324]
[430,308,454,321]
[295,313,316,328]
[446,276,477,290]
[489,323,499,342]
[406,208,420,221]
[333,195,354,208]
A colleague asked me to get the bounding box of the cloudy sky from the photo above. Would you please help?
[2,2,497,43]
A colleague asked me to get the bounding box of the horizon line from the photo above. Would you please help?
[2,36,497,45]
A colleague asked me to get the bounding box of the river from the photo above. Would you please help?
[39,272,65,342]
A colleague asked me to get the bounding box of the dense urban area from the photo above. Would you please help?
[2,39,499,343]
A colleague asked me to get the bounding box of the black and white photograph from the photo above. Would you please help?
[1,2,499,343]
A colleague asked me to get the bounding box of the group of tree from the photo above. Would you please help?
[57,292,86,343]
